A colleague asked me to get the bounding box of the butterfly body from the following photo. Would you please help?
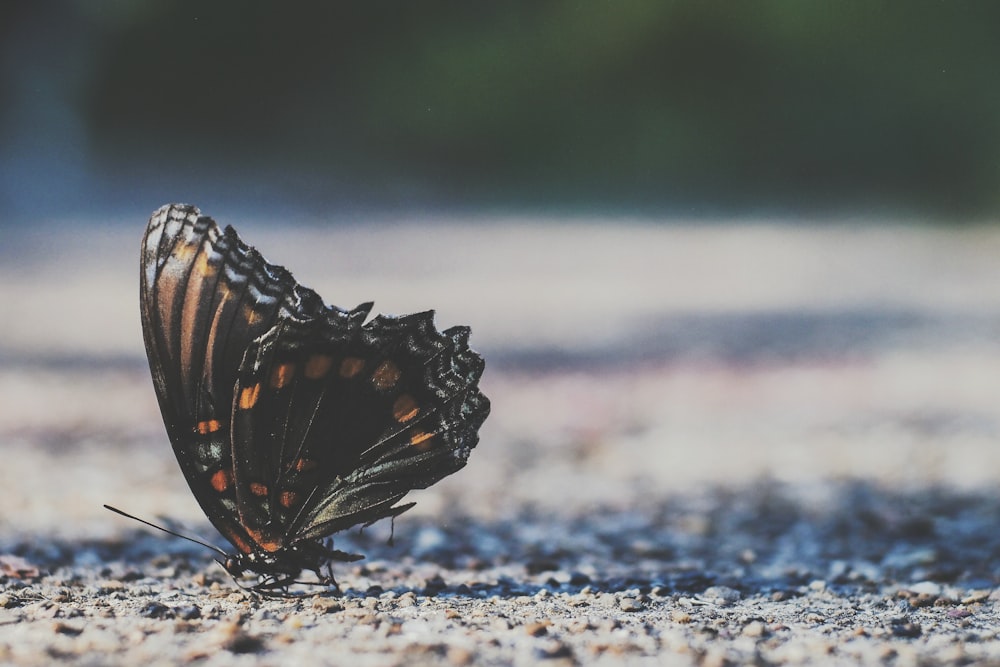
[139,204,489,592]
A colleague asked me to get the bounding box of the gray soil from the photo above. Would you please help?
[2,216,1000,665]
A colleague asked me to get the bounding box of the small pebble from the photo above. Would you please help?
[907,581,942,597]
[670,610,692,624]
[423,575,447,595]
[525,621,550,637]
[140,602,174,620]
[701,586,741,606]
[223,631,266,654]
[447,646,475,666]
[620,597,643,612]
[962,591,990,605]
[173,620,198,634]
[51,590,72,603]
[311,598,344,614]
[176,605,201,620]
[52,622,83,636]
[535,639,574,660]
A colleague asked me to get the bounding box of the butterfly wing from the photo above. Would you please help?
[139,204,325,553]
[228,309,490,551]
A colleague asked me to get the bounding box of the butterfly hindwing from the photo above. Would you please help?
[229,310,489,547]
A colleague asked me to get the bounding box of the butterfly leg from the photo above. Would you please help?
[251,574,302,597]
[309,561,340,593]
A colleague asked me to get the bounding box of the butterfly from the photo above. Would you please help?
[135,203,489,592]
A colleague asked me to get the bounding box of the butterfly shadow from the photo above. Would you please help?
[254,477,1000,600]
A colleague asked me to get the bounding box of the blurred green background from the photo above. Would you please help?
[3,1,1000,221]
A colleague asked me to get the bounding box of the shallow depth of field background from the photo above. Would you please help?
[5,2,1000,221]
[2,2,1000,541]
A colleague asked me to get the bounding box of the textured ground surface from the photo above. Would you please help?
[2,215,1000,665]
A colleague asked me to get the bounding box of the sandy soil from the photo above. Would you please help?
[2,215,1000,665]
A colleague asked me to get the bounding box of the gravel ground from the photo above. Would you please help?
[2,216,1000,665]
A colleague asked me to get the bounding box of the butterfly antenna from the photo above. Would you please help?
[103,504,230,559]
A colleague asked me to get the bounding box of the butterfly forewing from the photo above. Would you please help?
[140,204,326,553]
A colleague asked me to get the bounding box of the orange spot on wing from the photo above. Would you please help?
[246,529,283,553]
[293,458,318,473]
[210,469,232,492]
[392,394,420,422]
[238,383,261,410]
[305,354,333,379]
[226,530,254,555]
[279,491,299,508]
[196,419,222,435]
[249,482,268,497]
[371,360,401,390]
[339,357,364,378]
[193,249,213,277]
[270,362,295,388]
[409,430,435,451]
[173,242,198,263]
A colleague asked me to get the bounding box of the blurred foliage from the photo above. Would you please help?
[6,1,1000,216]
